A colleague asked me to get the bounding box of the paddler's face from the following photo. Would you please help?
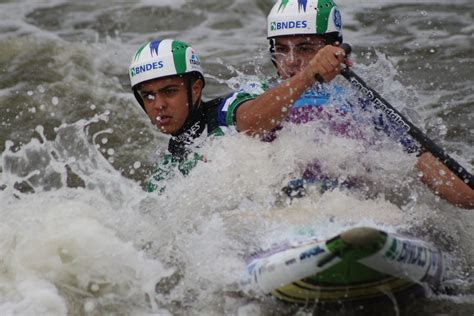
[273,35,327,80]
[138,76,203,134]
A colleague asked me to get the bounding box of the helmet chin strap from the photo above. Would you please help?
[171,77,204,137]
[168,77,206,160]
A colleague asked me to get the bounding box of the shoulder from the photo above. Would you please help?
[202,97,224,109]
[211,81,267,127]
[226,81,268,107]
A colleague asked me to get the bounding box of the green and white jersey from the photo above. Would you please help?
[146,95,238,193]
[146,152,202,193]
[216,82,268,127]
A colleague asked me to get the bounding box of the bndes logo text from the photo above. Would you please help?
[271,20,308,31]
[131,61,164,77]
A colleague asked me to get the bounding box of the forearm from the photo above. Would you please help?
[234,45,348,135]
[235,69,315,135]
[416,152,474,209]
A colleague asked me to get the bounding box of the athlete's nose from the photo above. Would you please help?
[150,93,166,110]
[284,51,301,68]
[281,57,301,79]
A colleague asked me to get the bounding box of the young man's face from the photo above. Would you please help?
[273,35,327,79]
[137,76,203,134]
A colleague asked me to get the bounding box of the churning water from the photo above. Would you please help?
[0,0,473,315]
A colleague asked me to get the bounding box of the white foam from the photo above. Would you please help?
[0,189,173,314]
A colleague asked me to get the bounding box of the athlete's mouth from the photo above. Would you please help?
[156,115,172,125]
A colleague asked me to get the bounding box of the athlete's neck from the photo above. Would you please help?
[168,103,206,161]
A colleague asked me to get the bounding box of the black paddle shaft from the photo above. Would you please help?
[336,44,473,189]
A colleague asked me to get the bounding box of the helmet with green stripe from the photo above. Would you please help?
[129,39,205,108]
[267,0,343,43]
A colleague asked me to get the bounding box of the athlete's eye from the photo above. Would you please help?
[163,88,179,96]
[275,45,289,54]
[296,45,316,54]
[296,43,325,54]
[140,92,155,101]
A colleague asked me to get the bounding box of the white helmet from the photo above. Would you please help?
[129,39,205,111]
[267,0,343,42]
[129,39,204,89]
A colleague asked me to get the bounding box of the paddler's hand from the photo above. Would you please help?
[306,45,352,83]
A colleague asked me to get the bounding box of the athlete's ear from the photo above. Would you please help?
[192,78,204,104]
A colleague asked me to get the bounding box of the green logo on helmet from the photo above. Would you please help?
[278,0,290,12]
[271,22,277,31]
[134,43,147,62]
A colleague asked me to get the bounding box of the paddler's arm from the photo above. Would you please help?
[235,69,313,135]
[416,152,474,209]
[234,46,349,135]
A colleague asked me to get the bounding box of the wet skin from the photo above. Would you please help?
[138,76,203,134]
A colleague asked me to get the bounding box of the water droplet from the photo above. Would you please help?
[52,96,59,105]
[90,104,96,110]
[35,125,44,134]
[101,138,108,144]
[84,301,95,313]
[90,283,99,292]
[27,90,34,96]
[133,161,141,169]
[107,148,115,155]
